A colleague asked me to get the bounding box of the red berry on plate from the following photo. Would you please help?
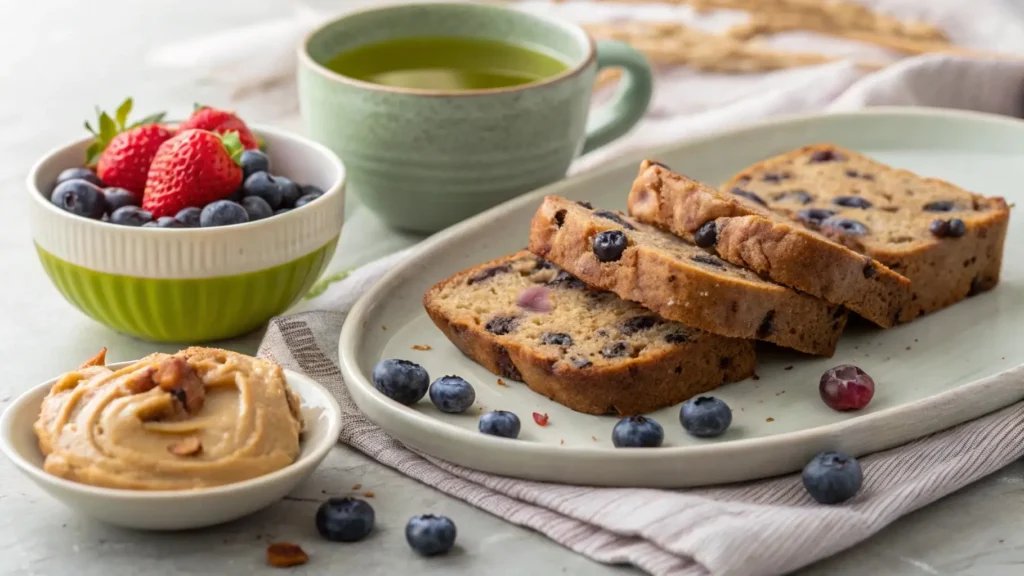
[85,98,173,197]
[532,412,549,427]
[819,365,875,411]
[179,104,261,150]
[142,129,244,218]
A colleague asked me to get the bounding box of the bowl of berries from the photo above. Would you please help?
[27,100,345,342]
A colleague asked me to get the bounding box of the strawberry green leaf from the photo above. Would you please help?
[98,112,118,143]
[193,102,207,112]
[84,120,96,136]
[114,98,133,130]
[257,135,267,152]
[85,141,104,167]
[220,131,245,164]
[127,112,167,129]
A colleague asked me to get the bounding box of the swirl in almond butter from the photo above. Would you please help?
[33,347,304,490]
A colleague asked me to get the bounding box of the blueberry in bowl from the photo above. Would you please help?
[28,121,345,343]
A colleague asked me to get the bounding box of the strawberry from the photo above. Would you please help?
[85,98,173,197]
[178,104,261,150]
[142,129,244,218]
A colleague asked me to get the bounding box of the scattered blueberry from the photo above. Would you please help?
[242,172,283,209]
[821,217,868,236]
[239,150,270,180]
[930,218,967,238]
[110,206,153,227]
[479,410,521,438]
[679,396,732,438]
[227,187,245,203]
[820,365,875,411]
[102,187,139,212]
[801,451,863,504]
[175,207,202,227]
[242,196,273,221]
[293,193,321,209]
[315,497,375,542]
[611,415,664,448]
[372,358,430,405]
[923,200,955,212]
[832,196,872,209]
[694,221,717,248]
[428,375,476,414]
[55,167,103,188]
[51,180,106,219]
[405,514,457,556]
[593,230,628,262]
[147,216,186,228]
[200,200,249,227]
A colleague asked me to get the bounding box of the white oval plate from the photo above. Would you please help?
[339,108,1024,488]
[1,363,342,530]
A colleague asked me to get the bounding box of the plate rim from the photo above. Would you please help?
[338,106,1024,478]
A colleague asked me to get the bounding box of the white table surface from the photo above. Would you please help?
[2,1,1021,574]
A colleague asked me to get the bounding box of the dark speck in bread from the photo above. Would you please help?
[594,210,636,231]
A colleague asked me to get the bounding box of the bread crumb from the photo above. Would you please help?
[775,390,785,396]
[784,365,794,371]
[363,491,375,498]
[751,373,760,381]
[497,378,507,387]
[766,417,775,423]
[266,543,308,568]
[906,346,911,351]
[382,325,387,331]
[591,436,597,441]
[559,439,564,445]
[411,344,432,351]
[351,483,362,490]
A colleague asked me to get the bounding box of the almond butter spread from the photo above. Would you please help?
[33,347,304,490]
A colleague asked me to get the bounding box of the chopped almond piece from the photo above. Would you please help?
[266,542,308,568]
[167,436,202,456]
[123,367,156,395]
[153,357,206,414]
[411,344,432,351]
[78,348,108,369]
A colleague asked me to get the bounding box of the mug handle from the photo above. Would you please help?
[580,40,655,156]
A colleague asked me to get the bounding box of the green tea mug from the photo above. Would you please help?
[298,2,653,233]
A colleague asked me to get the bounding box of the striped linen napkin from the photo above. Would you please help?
[258,305,1024,576]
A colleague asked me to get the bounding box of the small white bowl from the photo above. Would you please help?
[0,362,342,530]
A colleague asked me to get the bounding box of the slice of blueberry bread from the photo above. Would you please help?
[423,251,756,416]
[627,160,912,328]
[719,144,1010,322]
[528,196,847,356]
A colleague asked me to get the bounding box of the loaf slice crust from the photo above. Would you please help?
[628,160,912,327]
[719,144,1010,322]
[528,196,847,356]
[423,251,756,416]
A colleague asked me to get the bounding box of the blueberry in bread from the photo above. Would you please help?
[528,196,847,356]
[718,144,1010,322]
[423,251,756,416]
[627,160,912,328]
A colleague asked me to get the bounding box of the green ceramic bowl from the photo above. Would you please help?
[28,125,345,343]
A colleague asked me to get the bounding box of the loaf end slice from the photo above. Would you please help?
[528,196,847,356]
[628,160,912,327]
[720,144,1010,322]
[423,251,756,416]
